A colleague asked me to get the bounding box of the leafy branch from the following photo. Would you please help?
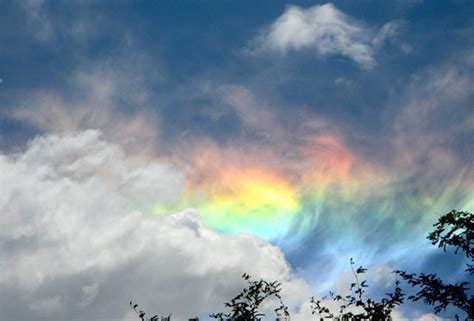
[398,210,474,320]
[311,259,404,321]
[210,273,290,321]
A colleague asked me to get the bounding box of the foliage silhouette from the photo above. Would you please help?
[130,274,288,321]
[428,210,473,273]
[210,273,290,321]
[310,258,405,321]
[130,209,473,321]
[130,301,171,321]
[397,210,474,320]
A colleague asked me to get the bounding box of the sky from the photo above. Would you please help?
[0,1,473,320]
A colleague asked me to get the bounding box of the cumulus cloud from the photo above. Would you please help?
[0,130,309,321]
[253,3,404,69]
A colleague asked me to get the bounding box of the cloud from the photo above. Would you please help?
[388,62,474,222]
[334,77,354,87]
[391,310,447,321]
[372,20,411,53]
[290,266,449,321]
[18,0,110,46]
[9,56,161,155]
[20,0,54,43]
[0,130,309,321]
[253,3,404,69]
[30,295,62,315]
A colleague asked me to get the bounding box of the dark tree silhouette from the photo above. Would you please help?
[210,273,290,321]
[129,210,473,321]
[428,210,473,273]
[130,301,171,321]
[397,210,474,320]
[310,258,405,321]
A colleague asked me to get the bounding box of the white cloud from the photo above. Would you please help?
[0,130,309,321]
[390,312,446,321]
[291,266,449,321]
[334,77,354,87]
[415,314,446,321]
[372,20,409,52]
[254,3,404,69]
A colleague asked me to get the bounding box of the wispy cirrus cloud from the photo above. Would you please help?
[8,55,162,155]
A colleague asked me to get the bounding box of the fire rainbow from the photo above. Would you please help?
[153,135,474,243]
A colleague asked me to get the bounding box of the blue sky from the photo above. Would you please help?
[0,1,473,320]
